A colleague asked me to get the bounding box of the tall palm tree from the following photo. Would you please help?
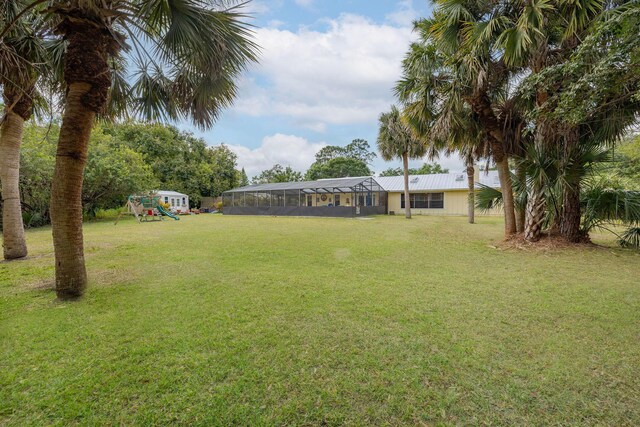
[377,105,427,219]
[395,20,491,227]
[0,1,48,260]
[14,0,258,299]
[417,5,522,237]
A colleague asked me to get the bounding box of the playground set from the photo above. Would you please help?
[115,194,180,224]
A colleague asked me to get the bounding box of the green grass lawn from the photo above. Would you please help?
[1,214,639,426]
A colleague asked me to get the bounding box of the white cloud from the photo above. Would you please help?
[294,0,314,8]
[267,19,286,28]
[226,133,326,177]
[242,0,271,15]
[301,121,327,133]
[234,14,415,132]
[385,0,419,27]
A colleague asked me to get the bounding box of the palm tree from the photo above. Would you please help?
[412,7,521,237]
[377,105,427,219]
[395,21,490,226]
[0,2,48,260]
[15,0,258,299]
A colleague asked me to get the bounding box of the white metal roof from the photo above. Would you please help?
[156,190,189,197]
[375,171,501,192]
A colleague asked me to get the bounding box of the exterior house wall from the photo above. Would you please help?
[306,192,356,207]
[267,192,375,207]
[387,190,502,216]
[158,192,189,213]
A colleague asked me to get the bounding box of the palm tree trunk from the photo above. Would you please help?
[524,121,551,242]
[466,161,474,224]
[515,162,525,233]
[50,83,95,299]
[560,126,584,242]
[524,182,546,241]
[468,92,516,236]
[50,19,114,299]
[495,156,516,236]
[0,109,28,259]
[403,152,411,219]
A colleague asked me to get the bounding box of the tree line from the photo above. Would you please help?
[251,138,450,185]
[0,121,242,228]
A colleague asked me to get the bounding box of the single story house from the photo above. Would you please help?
[221,171,501,217]
[157,190,189,213]
[376,170,502,216]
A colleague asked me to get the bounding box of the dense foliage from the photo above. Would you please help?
[379,163,449,177]
[103,123,240,204]
[0,122,242,228]
[305,139,375,180]
[252,164,303,184]
[611,135,640,187]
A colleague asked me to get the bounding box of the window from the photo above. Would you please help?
[257,192,270,206]
[222,193,232,208]
[245,192,256,206]
[272,192,285,206]
[182,197,186,206]
[234,192,246,207]
[285,190,300,207]
[164,196,169,204]
[307,195,313,207]
[334,194,341,206]
[401,193,444,209]
[171,198,175,207]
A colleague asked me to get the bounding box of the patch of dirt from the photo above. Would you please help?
[23,278,55,291]
[0,252,53,264]
[492,232,597,252]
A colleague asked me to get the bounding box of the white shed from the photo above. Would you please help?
[157,190,189,213]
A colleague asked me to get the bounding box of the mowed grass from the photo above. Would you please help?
[1,214,639,426]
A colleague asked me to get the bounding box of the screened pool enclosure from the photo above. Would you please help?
[222,177,387,217]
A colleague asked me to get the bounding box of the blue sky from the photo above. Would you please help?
[181,0,465,178]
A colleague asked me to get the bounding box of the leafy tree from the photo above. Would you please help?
[614,135,640,186]
[305,158,372,180]
[13,122,158,225]
[238,167,249,187]
[252,164,303,184]
[82,127,158,216]
[379,168,406,177]
[314,139,377,164]
[379,163,449,176]
[306,138,376,180]
[17,122,57,228]
[205,145,240,197]
[104,123,240,206]
[343,139,377,164]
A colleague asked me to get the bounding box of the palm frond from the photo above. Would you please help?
[619,227,640,249]
[476,183,503,212]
